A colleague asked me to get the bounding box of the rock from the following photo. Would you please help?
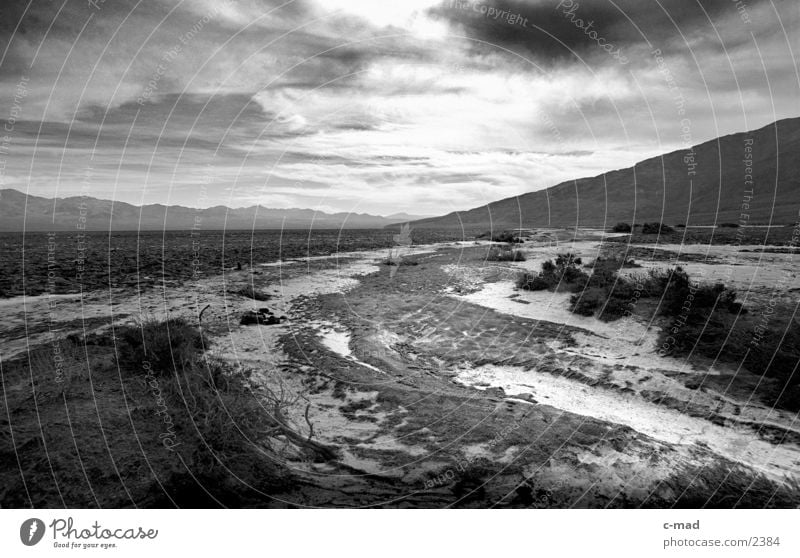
[240,309,287,326]
[510,393,538,404]
[484,387,506,398]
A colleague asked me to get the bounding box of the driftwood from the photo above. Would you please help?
[261,384,337,462]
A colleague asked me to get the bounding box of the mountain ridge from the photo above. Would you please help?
[401,117,800,230]
[0,189,428,231]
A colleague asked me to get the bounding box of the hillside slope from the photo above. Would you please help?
[406,117,800,230]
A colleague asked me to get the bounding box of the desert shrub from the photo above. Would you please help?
[643,268,741,318]
[598,294,633,321]
[516,271,554,291]
[657,312,800,416]
[116,318,326,506]
[697,284,742,312]
[633,268,674,298]
[568,263,744,324]
[491,231,522,243]
[590,256,640,271]
[656,267,692,315]
[642,222,675,234]
[553,253,588,288]
[607,277,637,300]
[487,246,526,262]
[518,253,588,292]
[570,275,635,320]
[674,315,800,387]
[382,257,420,266]
[570,288,605,316]
[118,317,207,375]
[612,222,632,233]
[584,258,622,288]
[156,361,301,506]
[561,264,586,284]
[555,253,582,268]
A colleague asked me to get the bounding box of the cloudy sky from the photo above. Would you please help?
[0,0,797,215]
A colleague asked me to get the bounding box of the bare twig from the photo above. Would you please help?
[198,304,211,323]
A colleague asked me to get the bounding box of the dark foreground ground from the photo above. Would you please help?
[2,232,798,508]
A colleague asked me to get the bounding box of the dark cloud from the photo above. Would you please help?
[0,0,796,214]
[429,0,767,63]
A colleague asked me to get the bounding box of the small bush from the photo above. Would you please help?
[598,294,633,321]
[570,288,604,316]
[382,258,419,266]
[612,222,632,233]
[555,253,582,268]
[516,272,554,291]
[490,231,523,243]
[562,265,587,284]
[487,246,526,262]
[642,222,675,234]
[517,253,588,292]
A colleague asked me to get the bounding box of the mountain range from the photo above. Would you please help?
[3,117,797,232]
[0,189,432,231]
[405,117,800,230]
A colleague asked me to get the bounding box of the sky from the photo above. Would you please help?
[0,0,797,216]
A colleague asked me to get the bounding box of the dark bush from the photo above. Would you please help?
[382,257,420,266]
[598,294,633,321]
[585,263,618,288]
[118,317,207,375]
[555,253,582,268]
[570,288,605,316]
[612,222,632,233]
[491,231,523,243]
[631,268,674,299]
[118,318,324,505]
[516,272,554,291]
[487,246,526,262]
[562,265,587,284]
[642,222,675,234]
[517,253,588,292]
[644,268,741,317]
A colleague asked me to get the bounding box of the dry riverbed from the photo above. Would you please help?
[2,232,798,507]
